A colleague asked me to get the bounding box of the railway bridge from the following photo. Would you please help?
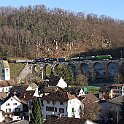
[33,58,124,83]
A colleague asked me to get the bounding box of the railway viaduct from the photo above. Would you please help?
[33,58,124,83]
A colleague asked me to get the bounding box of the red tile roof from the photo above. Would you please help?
[42,91,75,102]
[0,79,17,87]
[112,84,124,87]
[0,92,7,100]
[19,90,35,103]
[78,93,99,103]
[44,116,86,124]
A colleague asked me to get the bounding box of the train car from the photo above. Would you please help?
[33,58,45,63]
[95,55,112,60]
[57,58,66,62]
[70,57,80,61]
[47,58,57,62]
[16,60,34,63]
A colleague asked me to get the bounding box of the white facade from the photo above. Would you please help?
[56,77,67,89]
[0,110,4,122]
[0,86,12,93]
[0,95,23,113]
[42,97,83,120]
[110,85,124,98]
[67,98,83,118]
[42,100,68,119]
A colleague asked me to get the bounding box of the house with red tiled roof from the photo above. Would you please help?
[99,84,124,100]
[44,116,97,124]
[78,94,100,121]
[10,83,38,97]
[0,79,16,93]
[0,95,28,121]
[42,91,84,120]
[100,96,123,123]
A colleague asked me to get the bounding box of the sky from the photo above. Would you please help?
[0,0,124,20]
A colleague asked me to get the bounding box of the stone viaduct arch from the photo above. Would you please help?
[34,59,124,83]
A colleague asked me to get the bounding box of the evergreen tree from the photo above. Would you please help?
[56,65,74,85]
[31,97,43,124]
[119,96,124,124]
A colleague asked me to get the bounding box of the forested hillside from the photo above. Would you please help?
[0,5,124,59]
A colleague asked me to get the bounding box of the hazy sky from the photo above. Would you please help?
[0,0,124,20]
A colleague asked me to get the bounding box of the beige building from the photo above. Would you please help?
[109,84,124,98]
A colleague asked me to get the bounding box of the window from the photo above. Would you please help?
[13,103,17,105]
[46,106,54,112]
[60,102,63,105]
[46,107,57,112]
[59,108,64,113]
[6,109,11,112]
[6,103,10,106]
[15,108,20,112]
[47,101,50,104]
[55,107,57,112]
[72,108,74,112]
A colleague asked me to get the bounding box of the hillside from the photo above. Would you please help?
[0,5,124,59]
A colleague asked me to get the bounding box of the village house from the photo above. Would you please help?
[0,89,35,122]
[100,96,123,123]
[99,84,124,100]
[19,90,35,119]
[41,91,84,120]
[0,79,16,93]
[0,95,24,122]
[44,116,98,124]
[78,93,100,121]
[10,83,38,97]
[38,85,64,97]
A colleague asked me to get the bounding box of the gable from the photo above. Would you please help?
[56,77,67,89]
[1,95,21,106]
